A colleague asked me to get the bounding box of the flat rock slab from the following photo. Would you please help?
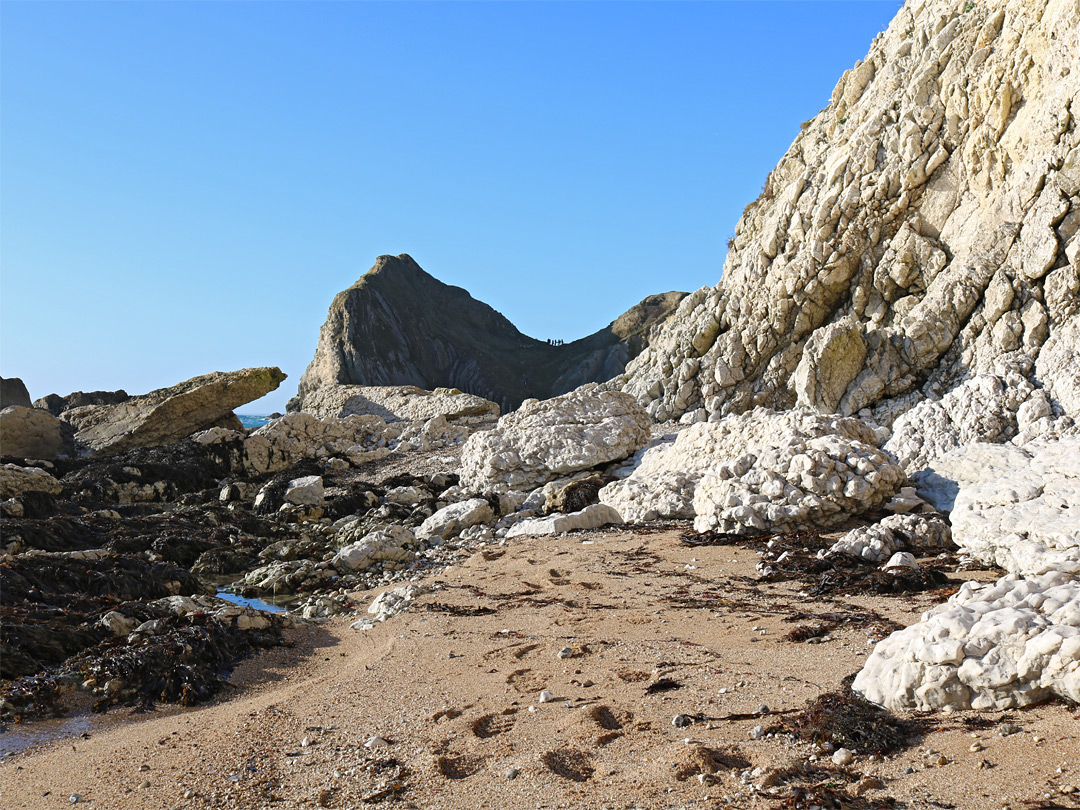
[506,504,623,537]
[63,367,286,455]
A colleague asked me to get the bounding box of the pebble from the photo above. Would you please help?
[1062,785,1078,795]
[364,736,390,748]
[140,781,152,789]
[672,714,691,728]
[301,736,314,748]
[538,690,554,703]
[997,722,1021,736]
[832,748,854,766]
[904,767,915,774]
[69,797,82,805]
[138,764,150,772]
[506,767,520,780]
[557,647,574,659]
[970,742,985,752]
[757,704,770,715]
[183,790,195,799]
[748,724,766,740]
[935,755,949,766]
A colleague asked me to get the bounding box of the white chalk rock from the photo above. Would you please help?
[332,524,417,572]
[692,433,905,535]
[854,567,1080,711]
[506,504,623,538]
[284,475,324,506]
[830,513,952,563]
[243,412,396,475]
[600,407,889,525]
[949,437,1080,575]
[416,498,493,542]
[459,385,650,494]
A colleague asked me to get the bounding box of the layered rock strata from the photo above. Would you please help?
[294,253,685,412]
[618,0,1079,466]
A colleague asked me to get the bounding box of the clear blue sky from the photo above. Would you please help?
[2,0,902,412]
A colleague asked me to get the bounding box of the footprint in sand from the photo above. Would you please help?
[589,705,633,731]
[506,668,547,694]
[471,710,517,739]
[540,748,594,782]
[436,753,485,780]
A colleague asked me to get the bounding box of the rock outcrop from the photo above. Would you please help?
[61,368,286,455]
[459,385,651,494]
[0,378,32,410]
[618,0,1079,465]
[293,253,685,412]
[34,389,130,416]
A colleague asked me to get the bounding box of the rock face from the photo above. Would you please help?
[948,436,1080,575]
[854,434,1079,711]
[459,385,651,494]
[0,378,32,410]
[618,0,1079,462]
[293,384,499,423]
[294,253,686,412]
[61,368,286,455]
[34,389,130,416]
[0,406,64,460]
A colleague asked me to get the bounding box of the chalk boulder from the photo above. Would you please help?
[459,385,651,494]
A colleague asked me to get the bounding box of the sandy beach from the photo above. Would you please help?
[3,523,1077,810]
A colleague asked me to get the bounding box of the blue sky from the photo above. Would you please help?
[1,0,903,412]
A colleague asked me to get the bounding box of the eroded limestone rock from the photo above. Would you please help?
[459,385,651,494]
[295,384,499,424]
[0,463,62,499]
[599,407,889,525]
[854,567,1080,711]
[618,0,1080,451]
[506,504,623,538]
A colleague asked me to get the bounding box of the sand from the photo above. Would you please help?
[2,523,1077,809]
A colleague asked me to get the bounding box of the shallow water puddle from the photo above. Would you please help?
[0,713,94,757]
[215,589,289,614]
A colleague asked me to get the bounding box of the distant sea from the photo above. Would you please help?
[237,414,274,429]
